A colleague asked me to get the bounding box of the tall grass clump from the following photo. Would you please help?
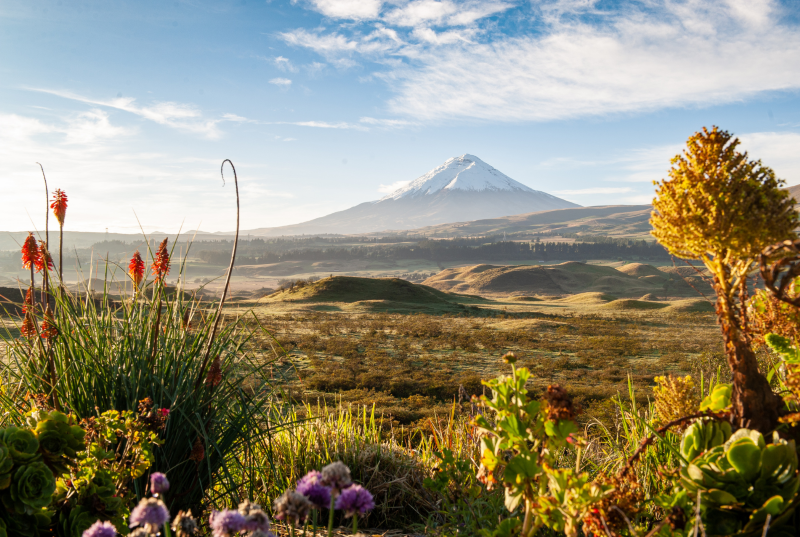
[1,247,278,516]
[238,403,478,530]
[0,160,281,516]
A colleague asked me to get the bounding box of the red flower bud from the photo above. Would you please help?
[151,238,170,282]
[21,233,41,270]
[129,250,145,286]
[50,189,68,226]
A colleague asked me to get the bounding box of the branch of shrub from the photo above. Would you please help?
[617,409,731,480]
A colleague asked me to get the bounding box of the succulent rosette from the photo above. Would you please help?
[1,427,40,464]
[0,441,14,489]
[62,506,96,537]
[6,461,56,514]
[5,510,51,537]
[28,411,85,474]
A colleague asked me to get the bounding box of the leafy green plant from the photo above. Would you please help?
[0,409,83,536]
[53,404,165,537]
[422,448,506,535]
[473,355,607,537]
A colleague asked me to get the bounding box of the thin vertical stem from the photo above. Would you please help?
[38,163,49,302]
[197,159,240,388]
[327,495,336,537]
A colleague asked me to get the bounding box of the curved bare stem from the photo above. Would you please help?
[197,159,240,387]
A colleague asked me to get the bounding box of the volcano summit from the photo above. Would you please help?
[249,154,579,236]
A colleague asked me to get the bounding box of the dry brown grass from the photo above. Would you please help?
[246,303,723,426]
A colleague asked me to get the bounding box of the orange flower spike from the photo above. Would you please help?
[22,287,34,315]
[151,238,170,282]
[21,314,36,339]
[50,189,68,227]
[129,251,145,286]
[21,233,41,270]
[36,241,54,273]
[41,309,58,339]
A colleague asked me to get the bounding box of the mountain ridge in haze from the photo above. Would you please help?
[246,154,579,236]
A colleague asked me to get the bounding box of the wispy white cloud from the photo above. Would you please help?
[738,131,800,185]
[284,0,800,123]
[273,56,299,72]
[359,116,417,127]
[0,110,296,233]
[553,187,633,195]
[289,120,365,129]
[383,0,513,27]
[27,88,233,139]
[378,180,411,193]
[305,0,384,20]
[386,5,800,121]
[269,77,293,87]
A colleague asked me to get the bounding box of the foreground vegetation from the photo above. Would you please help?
[2,126,800,537]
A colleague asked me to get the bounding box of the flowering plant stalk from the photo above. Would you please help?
[50,188,67,283]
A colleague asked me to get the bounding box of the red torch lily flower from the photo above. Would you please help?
[21,233,41,270]
[36,241,54,273]
[41,308,58,339]
[21,314,36,339]
[51,189,68,227]
[151,238,170,282]
[129,251,145,286]
[22,287,34,316]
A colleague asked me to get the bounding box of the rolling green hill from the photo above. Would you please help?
[260,276,458,305]
[423,261,709,298]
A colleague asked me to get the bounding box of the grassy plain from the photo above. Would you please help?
[233,275,725,429]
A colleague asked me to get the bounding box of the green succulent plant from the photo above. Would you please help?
[3,461,56,516]
[59,506,96,537]
[679,425,800,536]
[699,383,733,412]
[0,441,14,490]
[1,427,40,465]
[26,411,86,475]
[1,510,51,537]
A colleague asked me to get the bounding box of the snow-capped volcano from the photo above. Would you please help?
[247,155,579,236]
[382,154,538,200]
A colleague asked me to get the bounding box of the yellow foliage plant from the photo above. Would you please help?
[650,126,797,432]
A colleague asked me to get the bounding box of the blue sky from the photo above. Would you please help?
[2,0,800,233]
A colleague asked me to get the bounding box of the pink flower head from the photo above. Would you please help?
[296,470,332,509]
[130,497,170,531]
[150,472,170,494]
[210,509,246,537]
[334,485,375,518]
[82,520,117,537]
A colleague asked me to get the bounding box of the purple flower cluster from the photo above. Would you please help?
[129,497,170,531]
[210,501,273,537]
[296,470,332,508]
[335,485,375,518]
[82,520,117,537]
[210,509,246,537]
[150,472,170,494]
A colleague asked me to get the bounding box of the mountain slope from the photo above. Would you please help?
[389,204,654,238]
[247,154,578,236]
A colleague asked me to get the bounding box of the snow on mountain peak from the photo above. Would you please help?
[380,154,539,201]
